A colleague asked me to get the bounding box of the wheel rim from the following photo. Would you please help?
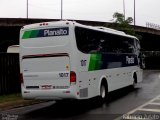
[133,80,136,86]
[133,79,136,88]
[101,85,106,99]
[133,75,137,87]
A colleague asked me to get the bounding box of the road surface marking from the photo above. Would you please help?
[155,97,160,100]
[114,95,160,120]
[138,108,160,112]
[149,102,160,105]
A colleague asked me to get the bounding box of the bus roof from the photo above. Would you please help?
[21,20,138,40]
[74,22,138,40]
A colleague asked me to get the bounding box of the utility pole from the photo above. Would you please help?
[61,0,63,20]
[134,0,135,26]
[123,0,125,20]
[27,0,28,19]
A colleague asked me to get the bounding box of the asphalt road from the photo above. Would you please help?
[1,70,160,120]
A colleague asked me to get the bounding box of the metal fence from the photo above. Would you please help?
[0,53,20,95]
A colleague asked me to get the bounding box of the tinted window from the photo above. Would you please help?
[75,27,135,54]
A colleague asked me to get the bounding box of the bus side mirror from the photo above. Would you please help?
[139,52,145,69]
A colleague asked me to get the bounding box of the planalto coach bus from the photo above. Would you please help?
[20,20,143,101]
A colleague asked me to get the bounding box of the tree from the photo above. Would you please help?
[106,12,141,39]
[113,12,133,24]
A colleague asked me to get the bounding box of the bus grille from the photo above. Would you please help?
[80,88,88,98]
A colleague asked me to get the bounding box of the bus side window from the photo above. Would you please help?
[133,39,140,56]
[88,31,100,53]
[120,38,135,54]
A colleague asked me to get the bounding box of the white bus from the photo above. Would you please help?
[20,21,143,101]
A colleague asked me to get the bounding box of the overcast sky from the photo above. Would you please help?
[0,0,160,27]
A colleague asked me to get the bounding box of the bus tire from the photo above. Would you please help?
[132,73,137,88]
[100,80,108,102]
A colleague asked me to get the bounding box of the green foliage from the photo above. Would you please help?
[0,94,21,103]
[113,12,125,23]
[113,12,133,24]
[106,12,141,39]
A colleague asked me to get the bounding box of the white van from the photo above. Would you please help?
[7,45,19,53]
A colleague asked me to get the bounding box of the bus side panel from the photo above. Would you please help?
[76,52,140,99]
[136,68,143,83]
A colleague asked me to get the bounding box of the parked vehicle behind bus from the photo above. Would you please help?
[20,21,143,101]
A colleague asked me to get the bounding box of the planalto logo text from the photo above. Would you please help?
[44,27,69,37]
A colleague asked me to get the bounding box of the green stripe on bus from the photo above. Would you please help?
[22,30,39,39]
[88,54,102,71]
[22,31,32,39]
[30,30,39,38]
